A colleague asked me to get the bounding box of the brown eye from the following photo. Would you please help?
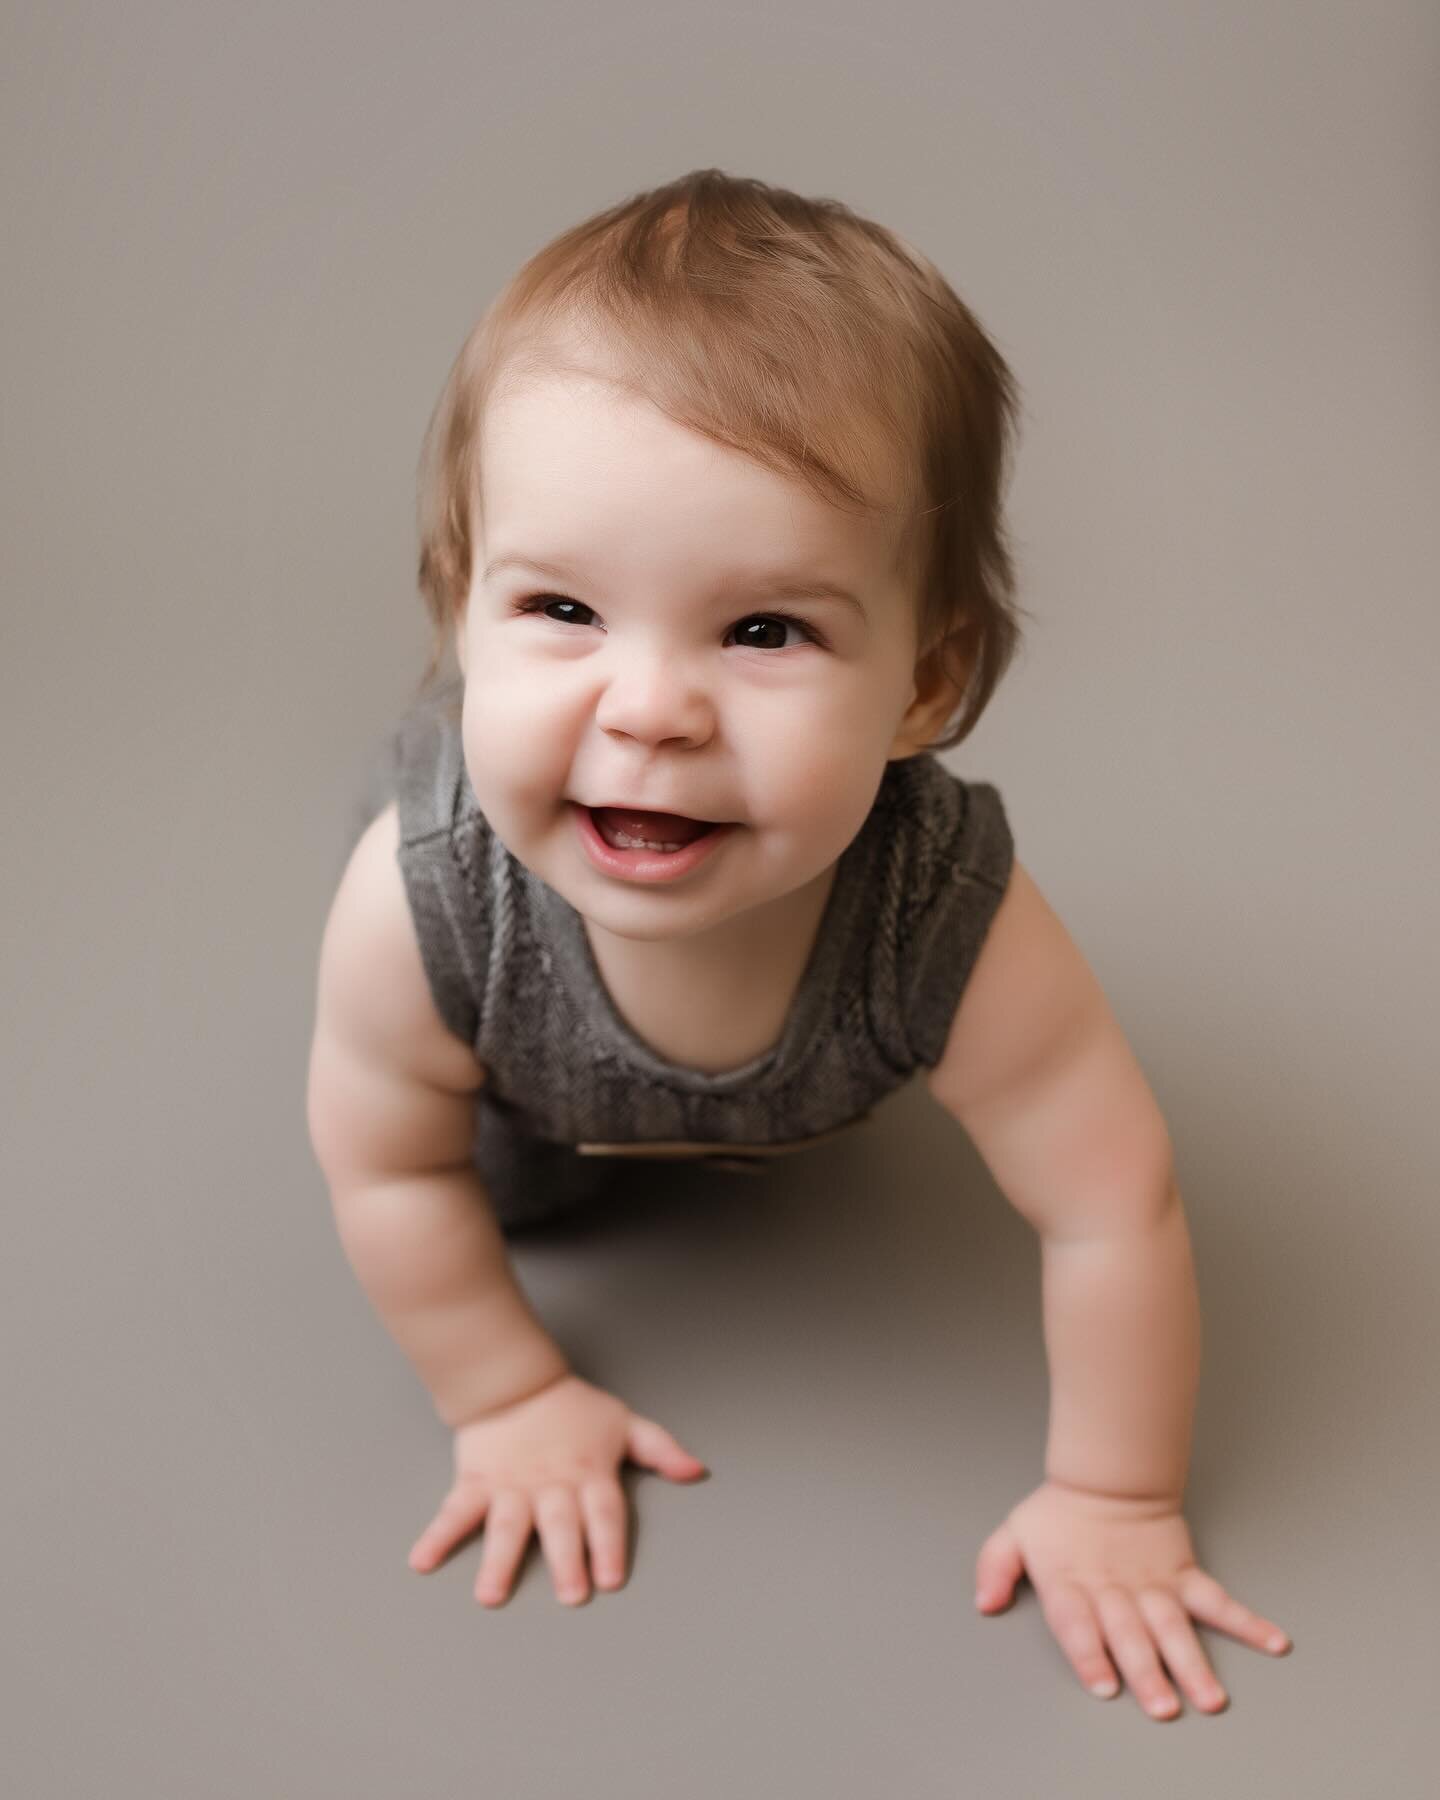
[727,613,823,651]
[518,594,595,626]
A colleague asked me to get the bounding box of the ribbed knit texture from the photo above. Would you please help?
[341,678,1014,1224]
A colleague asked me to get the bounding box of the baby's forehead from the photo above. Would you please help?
[480,374,655,466]
[481,375,908,554]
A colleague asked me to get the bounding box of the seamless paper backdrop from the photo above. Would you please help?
[2,2,1436,1795]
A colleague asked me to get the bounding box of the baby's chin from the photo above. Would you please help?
[579,847,847,949]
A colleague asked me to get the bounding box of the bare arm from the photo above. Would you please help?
[1037,1191,1199,1503]
[306,803,570,1428]
[927,858,1198,1502]
[925,858,1295,1717]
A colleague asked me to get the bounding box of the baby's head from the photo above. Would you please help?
[410,169,1027,939]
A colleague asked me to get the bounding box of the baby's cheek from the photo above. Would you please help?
[782,741,877,833]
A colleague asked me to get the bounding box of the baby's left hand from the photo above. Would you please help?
[975,1479,1292,1720]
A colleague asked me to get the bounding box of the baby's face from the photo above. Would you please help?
[455,368,932,944]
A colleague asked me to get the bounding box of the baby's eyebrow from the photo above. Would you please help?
[484,554,868,619]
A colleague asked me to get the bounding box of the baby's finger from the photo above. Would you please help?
[1035,1578,1120,1700]
[578,1477,629,1591]
[474,1489,533,1607]
[534,1483,590,1605]
[1093,1586,1181,1720]
[1175,1567,1292,1655]
[409,1482,490,1572]
[1135,1587,1228,1713]
[625,1414,708,1481]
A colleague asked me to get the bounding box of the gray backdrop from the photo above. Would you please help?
[3,1,1436,1794]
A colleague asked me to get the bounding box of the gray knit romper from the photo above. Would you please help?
[339,677,1014,1228]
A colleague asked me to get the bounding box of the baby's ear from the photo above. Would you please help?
[891,633,970,757]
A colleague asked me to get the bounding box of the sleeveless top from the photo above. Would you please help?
[355,679,1014,1169]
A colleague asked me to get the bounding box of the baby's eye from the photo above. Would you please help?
[515,595,822,651]
[517,595,596,628]
[725,612,821,651]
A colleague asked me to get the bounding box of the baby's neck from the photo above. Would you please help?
[580,861,839,1074]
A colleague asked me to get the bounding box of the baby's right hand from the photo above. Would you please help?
[407,1372,708,1605]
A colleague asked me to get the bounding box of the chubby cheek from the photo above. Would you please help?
[776,744,883,862]
[460,679,574,845]
[742,705,883,865]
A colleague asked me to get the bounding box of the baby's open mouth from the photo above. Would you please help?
[588,806,721,853]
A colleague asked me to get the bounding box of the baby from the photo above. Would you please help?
[306,169,1290,1719]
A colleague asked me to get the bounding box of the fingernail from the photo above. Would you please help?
[1090,1680,1120,1699]
[1267,1632,1290,1652]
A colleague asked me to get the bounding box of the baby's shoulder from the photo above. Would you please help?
[315,799,485,1096]
[885,754,1011,904]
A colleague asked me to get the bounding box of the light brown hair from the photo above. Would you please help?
[414,168,1028,749]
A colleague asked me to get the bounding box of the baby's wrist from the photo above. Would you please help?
[434,1332,572,1430]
